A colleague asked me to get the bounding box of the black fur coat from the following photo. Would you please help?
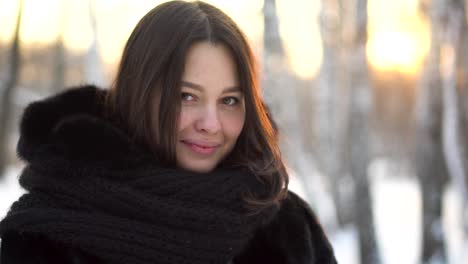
[0,85,337,264]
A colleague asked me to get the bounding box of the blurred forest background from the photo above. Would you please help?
[1,0,468,263]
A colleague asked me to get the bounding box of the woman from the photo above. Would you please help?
[0,1,337,263]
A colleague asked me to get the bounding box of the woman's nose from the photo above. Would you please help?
[195,105,221,134]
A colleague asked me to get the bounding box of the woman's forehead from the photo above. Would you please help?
[181,42,240,91]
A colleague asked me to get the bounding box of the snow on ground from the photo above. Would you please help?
[0,165,24,219]
[329,158,468,264]
[371,162,421,264]
[288,172,308,199]
[1,159,467,263]
[443,185,468,264]
[331,225,359,264]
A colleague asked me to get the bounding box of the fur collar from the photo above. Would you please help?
[17,85,149,168]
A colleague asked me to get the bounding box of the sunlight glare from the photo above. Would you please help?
[367,0,430,73]
[277,0,322,79]
[20,0,61,44]
[367,30,429,73]
[62,0,93,54]
[0,0,20,42]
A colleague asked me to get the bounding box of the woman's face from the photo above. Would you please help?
[176,42,245,173]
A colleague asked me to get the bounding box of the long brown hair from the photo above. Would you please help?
[106,1,288,208]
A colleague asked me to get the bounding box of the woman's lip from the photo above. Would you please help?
[181,140,220,148]
[181,140,220,155]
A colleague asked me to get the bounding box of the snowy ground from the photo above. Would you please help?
[0,166,24,218]
[327,159,468,264]
[1,160,467,263]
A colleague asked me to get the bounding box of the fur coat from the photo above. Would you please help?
[0,85,337,264]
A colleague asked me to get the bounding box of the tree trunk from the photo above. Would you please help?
[51,0,66,93]
[442,0,468,243]
[85,0,106,87]
[52,40,66,92]
[345,0,381,263]
[448,0,468,236]
[416,0,449,262]
[317,0,353,227]
[262,0,314,202]
[0,0,23,177]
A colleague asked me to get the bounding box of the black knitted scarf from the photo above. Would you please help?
[0,85,279,264]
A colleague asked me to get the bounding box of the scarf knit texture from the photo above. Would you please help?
[0,85,279,264]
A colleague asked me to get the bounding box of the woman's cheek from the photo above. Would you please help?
[178,107,192,131]
[222,110,245,137]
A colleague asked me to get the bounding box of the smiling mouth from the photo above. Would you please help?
[181,140,220,155]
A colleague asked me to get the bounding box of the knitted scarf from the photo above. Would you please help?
[0,85,279,264]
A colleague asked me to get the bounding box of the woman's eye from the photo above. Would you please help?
[223,97,239,106]
[181,92,195,101]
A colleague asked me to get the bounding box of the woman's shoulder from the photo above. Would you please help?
[0,231,103,264]
[233,190,337,264]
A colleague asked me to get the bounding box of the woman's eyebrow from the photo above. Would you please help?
[181,80,241,93]
[181,81,203,91]
[222,87,241,94]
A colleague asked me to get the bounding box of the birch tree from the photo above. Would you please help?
[0,0,23,177]
[445,0,468,237]
[317,0,353,227]
[51,0,66,92]
[344,0,381,263]
[440,0,468,258]
[262,0,315,201]
[317,0,380,261]
[416,0,449,262]
[85,0,106,86]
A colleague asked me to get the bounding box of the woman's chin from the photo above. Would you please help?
[177,160,216,174]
